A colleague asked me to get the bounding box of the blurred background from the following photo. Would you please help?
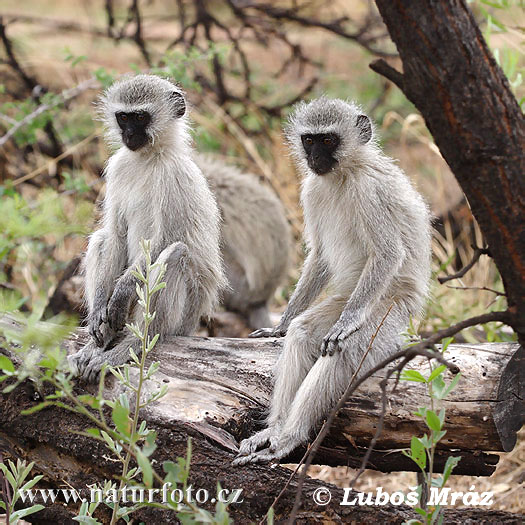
[0,0,523,512]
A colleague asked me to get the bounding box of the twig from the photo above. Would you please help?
[236,1,396,57]
[0,16,38,91]
[0,15,66,162]
[11,131,99,186]
[0,78,98,148]
[446,285,505,297]
[438,246,491,284]
[129,0,152,66]
[369,58,405,91]
[406,310,509,356]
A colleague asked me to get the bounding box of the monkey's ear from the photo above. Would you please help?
[169,91,186,118]
[356,114,372,144]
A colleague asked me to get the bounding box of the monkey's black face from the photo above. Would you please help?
[116,111,151,151]
[301,133,340,175]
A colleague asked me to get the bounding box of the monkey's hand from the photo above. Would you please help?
[88,308,107,347]
[105,285,132,335]
[249,325,286,338]
[321,310,364,356]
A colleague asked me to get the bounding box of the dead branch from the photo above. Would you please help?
[438,246,491,284]
[0,78,98,148]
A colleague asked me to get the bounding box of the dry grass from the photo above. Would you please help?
[1,0,523,516]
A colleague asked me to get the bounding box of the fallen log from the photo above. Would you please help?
[73,332,521,476]
[0,321,523,523]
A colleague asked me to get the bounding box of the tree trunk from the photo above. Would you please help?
[1,322,523,523]
[371,0,525,345]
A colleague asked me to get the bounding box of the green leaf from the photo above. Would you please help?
[0,355,15,373]
[432,429,447,444]
[440,337,453,353]
[112,401,131,437]
[163,459,186,485]
[73,516,102,524]
[410,436,427,470]
[414,407,427,418]
[431,374,446,398]
[428,365,447,383]
[20,474,43,492]
[85,428,102,438]
[438,408,445,427]
[400,369,427,383]
[439,373,462,400]
[442,455,462,486]
[420,434,432,448]
[78,395,101,409]
[100,430,117,452]
[0,464,17,490]
[426,410,442,431]
[136,449,153,488]
[10,504,45,520]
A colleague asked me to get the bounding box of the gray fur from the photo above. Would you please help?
[69,75,226,381]
[196,155,290,329]
[235,98,431,465]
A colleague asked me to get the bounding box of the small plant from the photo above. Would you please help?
[401,338,462,525]
[0,240,231,524]
[0,458,44,524]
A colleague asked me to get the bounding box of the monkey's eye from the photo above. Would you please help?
[119,114,128,122]
[305,137,313,145]
[323,137,332,145]
[137,114,144,121]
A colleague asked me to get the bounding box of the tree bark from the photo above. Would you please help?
[371,0,525,345]
[1,322,523,523]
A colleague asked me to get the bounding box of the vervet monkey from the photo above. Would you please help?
[196,155,290,329]
[69,75,226,381]
[234,98,431,464]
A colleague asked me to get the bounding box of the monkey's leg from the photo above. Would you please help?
[247,303,272,330]
[235,296,345,460]
[85,230,120,348]
[85,222,129,348]
[72,242,201,382]
[238,302,407,464]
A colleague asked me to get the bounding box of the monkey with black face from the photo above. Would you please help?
[69,75,226,381]
[234,98,431,465]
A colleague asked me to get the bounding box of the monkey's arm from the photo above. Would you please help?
[321,231,404,355]
[104,232,167,334]
[250,248,330,337]
[84,210,127,347]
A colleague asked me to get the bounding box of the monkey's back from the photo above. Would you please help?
[195,154,291,311]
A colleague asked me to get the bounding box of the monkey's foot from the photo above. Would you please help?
[236,427,279,457]
[233,433,298,466]
[69,340,134,383]
[68,342,101,378]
